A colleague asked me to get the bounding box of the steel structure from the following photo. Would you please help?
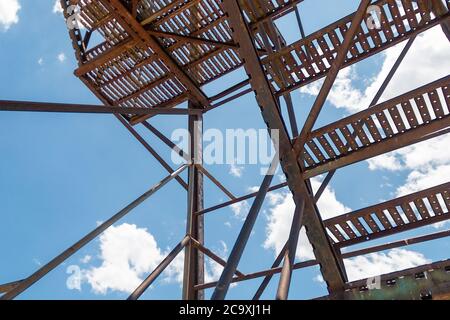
[1,0,450,300]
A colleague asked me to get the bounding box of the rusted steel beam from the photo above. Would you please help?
[116,115,188,190]
[129,95,190,125]
[314,34,417,201]
[253,242,288,300]
[195,259,317,291]
[141,120,235,200]
[295,0,372,149]
[0,99,199,116]
[196,228,450,291]
[0,280,23,294]
[324,182,450,248]
[145,28,238,49]
[342,229,450,258]
[190,237,245,278]
[195,164,236,200]
[183,105,205,300]
[140,0,202,27]
[206,87,254,112]
[276,201,305,300]
[267,0,448,98]
[427,0,450,40]
[128,235,191,300]
[211,160,276,300]
[74,38,140,77]
[131,0,138,18]
[0,164,189,300]
[223,0,346,293]
[141,121,190,159]
[104,0,210,107]
[208,79,250,103]
[318,260,450,300]
[195,182,288,216]
[300,75,450,178]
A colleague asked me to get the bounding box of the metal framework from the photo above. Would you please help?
[1,0,450,300]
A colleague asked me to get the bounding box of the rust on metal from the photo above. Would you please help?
[1,0,450,300]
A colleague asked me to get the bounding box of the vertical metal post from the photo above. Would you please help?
[182,101,204,300]
[276,201,305,300]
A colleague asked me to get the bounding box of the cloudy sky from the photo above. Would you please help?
[0,0,449,299]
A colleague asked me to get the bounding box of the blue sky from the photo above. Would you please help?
[0,0,449,300]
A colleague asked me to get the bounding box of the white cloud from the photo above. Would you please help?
[312,249,430,283]
[0,0,20,30]
[344,249,430,281]
[367,134,450,224]
[367,134,450,174]
[264,177,351,261]
[300,66,369,114]
[292,25,447,286]
[80,223,183,295]
[300,26,450,114]
[362,27,450,188]
[396,164,450,196]
[57,52,66,63]
[263,184,431,282]
[80,255,92,264]
[230,200,250,219]
[247,186,260,193]
[53,0,63,14]
[300,25,450,226]
[205,241,229,283]
[229,163,244,177]
[38,57,44,65]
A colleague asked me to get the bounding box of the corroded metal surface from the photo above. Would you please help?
[2,0,450,300]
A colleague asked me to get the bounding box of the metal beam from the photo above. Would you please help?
[105,0,210,107]
[1,164,188,300]
[211,160,275,300]
[324,182,450,248]
[145,28,238,50]
[295,0,372,149]
[0,280,23,294]
[276,201,305,300]
[318,260,450,300]
[301,76,450,178]
[139,121,236,200]
[116,115,188,190]
[190,237,245,278]
[196,228,450,291]
[195,164,236,200]
[222,0,346,293]
[195,182,288,216]
[128,235,190,300]
[314,34,417,201]
[183,104,205,300]
[0,100,200,116]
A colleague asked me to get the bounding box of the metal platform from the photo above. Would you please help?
[1,0,450,300]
